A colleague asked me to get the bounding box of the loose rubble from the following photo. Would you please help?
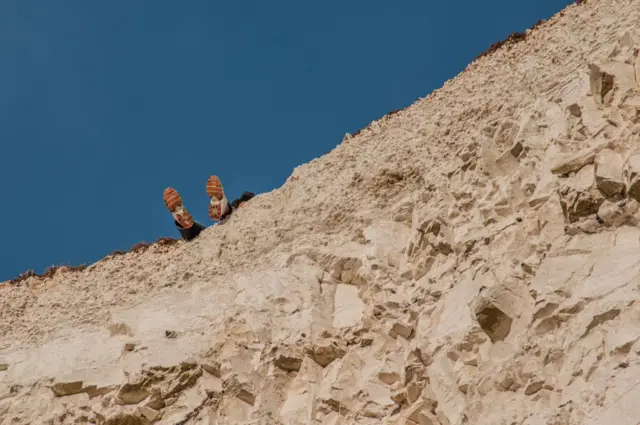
[2,1,640,424]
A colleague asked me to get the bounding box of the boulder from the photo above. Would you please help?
[558,164,605,223]
[594,148,624,197]
[332,284,364,328]
[51,381,86,397]
[427,353,466,425]
[551,141,612,175]
[115,382,149,405]
[589,60,637,104]
[597,199,628,227]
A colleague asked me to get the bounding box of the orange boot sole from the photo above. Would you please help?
[163,187,194,228]
[206,175,230,221]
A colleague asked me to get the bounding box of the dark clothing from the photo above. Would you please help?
[174,191,256,241]
[176,220,207,241]
[231,191,256,209]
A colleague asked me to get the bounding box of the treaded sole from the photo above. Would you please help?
[163,187,194,229]
[206,176,228,221]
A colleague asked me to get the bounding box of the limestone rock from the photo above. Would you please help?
[333,284,365,328]
[5,4,640,425]
[403,401,442,425]
[597,198,628,227]
[588,60,637,104]
[551,141,612,175]
[594,148,624,196]
[524,379,545,395]
[104,413,149,425]
[51,381,86,397]
[137,406,159,422]
[558,164,605,223]
[273,353,303,372]
[305,340,345,367]
[428,353,466,425]
[472,295,513,343]
[108,322,134,337]
[635,47,640,88]
[115,382,149,405]
[625,153,640,201]
[389,319,414,340]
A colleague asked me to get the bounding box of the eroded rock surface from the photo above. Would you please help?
[3,1,640,424]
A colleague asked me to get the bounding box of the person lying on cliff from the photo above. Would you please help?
[163,175,255,242]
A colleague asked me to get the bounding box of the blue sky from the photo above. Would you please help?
[0,1,574,281]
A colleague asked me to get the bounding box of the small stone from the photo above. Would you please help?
[104,412,146,425]
[407,382,424,404]
[597,199,627,227]
[201,362,221,377]
[525,379,545,395]
[567,103,582,117]
[51,381,85,397]
[589,62,615,104]
[378,371,401,385]
[115,383,149,405]
[107,322,134,337]
[0,364,8,371]
[390,320,414,340]
[360,336,374,347]
[124,343,136,352]
[391,388,406,405]
[473,301,513,343]
[137,406,159,421]
[145,395,166,410]
[237,389,256,406]
[274,354,302,372]
[558,165,605,223]
[306,342,345,367]
[510,141,524,158]
[594,148,624,197]
[165,330,177,339]
[551,141,611,175]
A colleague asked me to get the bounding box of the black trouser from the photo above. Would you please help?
[174,191,255,241]
[174,203,235,241]
[175,220,208,241]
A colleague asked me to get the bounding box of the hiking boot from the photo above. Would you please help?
[163,187,194,229]
[206,175,230,221]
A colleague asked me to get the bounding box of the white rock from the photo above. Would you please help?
[5,7,640,425]
[332,284,364,328]
[594,148,624,196]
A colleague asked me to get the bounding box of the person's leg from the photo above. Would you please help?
[163,187,206,241]
[176,220,207,241]
[206,175,232,221]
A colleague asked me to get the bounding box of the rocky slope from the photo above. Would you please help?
[3,0,640,424]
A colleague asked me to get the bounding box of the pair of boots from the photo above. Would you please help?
[163,175,251,241]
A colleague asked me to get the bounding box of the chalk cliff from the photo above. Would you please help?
[2,1,640,424]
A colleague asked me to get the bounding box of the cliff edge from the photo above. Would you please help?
[2,1,640,424]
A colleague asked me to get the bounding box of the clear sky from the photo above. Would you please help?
[0,0,574,281]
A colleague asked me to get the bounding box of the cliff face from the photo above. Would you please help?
[3,1,640,424]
